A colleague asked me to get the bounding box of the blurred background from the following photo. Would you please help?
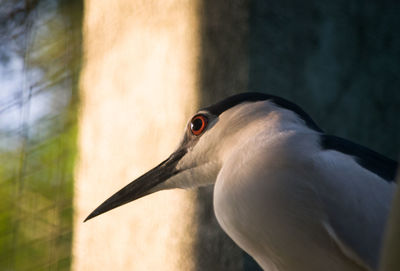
[0,0,81,270]
[0,0,399,270]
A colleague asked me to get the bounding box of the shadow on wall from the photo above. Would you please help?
[248,0,400,159]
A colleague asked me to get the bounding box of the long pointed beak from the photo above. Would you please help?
[84,148,187,222]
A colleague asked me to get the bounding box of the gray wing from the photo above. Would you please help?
[318,135,398,270]
[320,135,398,182]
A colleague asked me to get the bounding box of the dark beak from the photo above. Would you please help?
[84,148,187,222]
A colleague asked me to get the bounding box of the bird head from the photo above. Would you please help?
[84,92,321,222]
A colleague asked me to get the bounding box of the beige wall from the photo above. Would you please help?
[73,0,200,270]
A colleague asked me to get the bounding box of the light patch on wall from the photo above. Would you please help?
[73,0,200,270]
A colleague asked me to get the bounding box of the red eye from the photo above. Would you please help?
[190,114,208,136]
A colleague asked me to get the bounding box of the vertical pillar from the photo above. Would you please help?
[73,1,200,269]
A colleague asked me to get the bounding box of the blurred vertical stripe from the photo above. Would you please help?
[73,0,200,270]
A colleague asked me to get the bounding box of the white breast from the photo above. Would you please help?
[213,128,383,271]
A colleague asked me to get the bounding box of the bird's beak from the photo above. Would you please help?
[84,147,187,222]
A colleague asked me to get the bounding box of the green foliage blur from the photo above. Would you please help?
[0,0,82,270]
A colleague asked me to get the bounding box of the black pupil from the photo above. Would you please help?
[191,118,203,131]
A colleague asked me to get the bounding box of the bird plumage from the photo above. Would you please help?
[85,92,398,271]
[210,99,395,270]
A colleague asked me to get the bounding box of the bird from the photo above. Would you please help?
[85,92,398,271]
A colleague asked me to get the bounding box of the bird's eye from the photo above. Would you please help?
[190,114,208,136]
